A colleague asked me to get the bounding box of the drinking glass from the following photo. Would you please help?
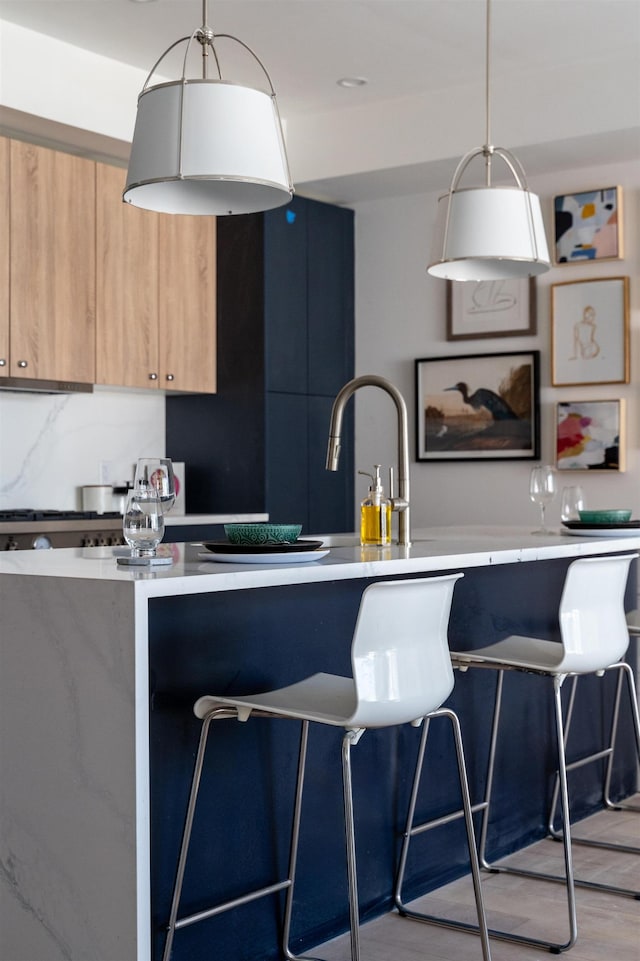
[561,485,585,523]
[134,458,176,513]
[123,484,165,558]
[529,465,556,534]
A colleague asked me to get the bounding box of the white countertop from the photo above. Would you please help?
[2,526,639,598]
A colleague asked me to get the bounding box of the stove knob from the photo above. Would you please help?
[6,537,18,551]
[32,534,52,550]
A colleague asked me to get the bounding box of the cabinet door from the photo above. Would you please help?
[307,200,354,397]
[264,199,308,394]
[10,140,96,383]
[96,163,159,389]
[0,138,9,378]
[158,215,216,393]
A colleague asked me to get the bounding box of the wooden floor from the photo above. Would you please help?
[313,796,640,961]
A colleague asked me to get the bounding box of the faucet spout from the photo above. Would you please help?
[326,374,411,546]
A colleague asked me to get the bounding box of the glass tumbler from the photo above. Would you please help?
[561,486,585,523]
[123,484,165,558]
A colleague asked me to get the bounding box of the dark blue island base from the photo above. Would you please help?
[148,558,638,961]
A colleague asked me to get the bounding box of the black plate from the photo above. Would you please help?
[203,539,324,554]
[562,520,640,530]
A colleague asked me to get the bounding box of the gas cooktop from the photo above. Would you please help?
[0,509,122,522]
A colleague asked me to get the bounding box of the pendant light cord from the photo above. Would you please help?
[484,0,493,187]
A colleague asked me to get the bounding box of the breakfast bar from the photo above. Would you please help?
[1,527,638,961]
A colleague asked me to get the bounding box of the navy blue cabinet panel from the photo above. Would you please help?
[307,201,355,397]
[308,394,354,533]
[265,392,309,527]
[264,199,308,395]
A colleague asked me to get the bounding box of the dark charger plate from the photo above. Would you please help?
[563,520,640,530]
[203,539,324,554]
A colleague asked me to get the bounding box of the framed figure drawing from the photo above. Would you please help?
[447,278,536,340]
[415,351,540,462]
[551,277,629,386]
[556,400,625,472]
[553,186,623,264]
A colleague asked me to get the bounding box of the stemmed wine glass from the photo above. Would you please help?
[134,458,176,513]
[529,465,556,534]
[122,484,165,560]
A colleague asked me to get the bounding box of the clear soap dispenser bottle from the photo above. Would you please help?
[359,464,392,546]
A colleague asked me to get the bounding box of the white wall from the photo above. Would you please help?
[351,159,640,531]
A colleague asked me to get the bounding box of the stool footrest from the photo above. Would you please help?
[175,878,292,931]
[488,858,639,899]
[407,801,488,838]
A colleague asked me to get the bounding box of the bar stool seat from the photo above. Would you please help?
[161,574,492,961]
[395,552,638,955]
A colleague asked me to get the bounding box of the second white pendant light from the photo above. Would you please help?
[427,0,550,281]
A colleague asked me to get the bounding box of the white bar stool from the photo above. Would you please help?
[161,574,492,961]
[395,552,638,954]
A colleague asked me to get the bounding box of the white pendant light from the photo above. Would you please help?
[427,0,550,281]
[124,0,293,216]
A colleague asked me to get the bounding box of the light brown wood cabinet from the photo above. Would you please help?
[96,163,160,389]
[96,162,216,394]
[0,138,9,379]
[9,139,96,384]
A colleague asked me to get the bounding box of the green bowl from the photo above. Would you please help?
[578,509,632,524]
[224,523,302,546]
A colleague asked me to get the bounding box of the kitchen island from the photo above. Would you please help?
[1,528,638,961]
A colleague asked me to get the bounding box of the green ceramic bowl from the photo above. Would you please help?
[578,509,632,524]
[224,523,302,546]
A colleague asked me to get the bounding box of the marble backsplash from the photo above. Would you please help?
[0,387,165,510]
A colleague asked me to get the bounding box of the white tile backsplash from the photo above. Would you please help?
[0,387,165,510]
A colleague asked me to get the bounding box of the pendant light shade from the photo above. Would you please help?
[427,2,550,281]
[428,151,550,281]
[124,2,293,216]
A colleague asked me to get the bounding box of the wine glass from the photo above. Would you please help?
[134,458,176,513]
[529,465,556,534]
[123,484,165,559]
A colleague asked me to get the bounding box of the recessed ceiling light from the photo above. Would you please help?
[337,77,368,88]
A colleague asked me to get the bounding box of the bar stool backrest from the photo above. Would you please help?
[557,553,638,675]
[347,573,463,729]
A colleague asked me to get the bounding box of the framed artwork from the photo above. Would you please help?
[415,351,540,462]
[446,278,536,340]
[553,186,623,264]
[551,276,629,386]
[556,399,625,472]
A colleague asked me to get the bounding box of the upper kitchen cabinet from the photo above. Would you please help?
[158,215,217,394]
[0,138,8,379]
[96,163,159,390]
[9,139,96,384]
[96,162,216,394]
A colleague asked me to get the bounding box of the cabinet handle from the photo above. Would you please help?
[17,360,28,368]
[0,359,6,367]
[166,373,175,382]
[149,372,158,381]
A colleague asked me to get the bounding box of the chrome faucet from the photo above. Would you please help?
[326,374,411,546]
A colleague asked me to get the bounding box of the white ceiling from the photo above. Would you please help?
[1,0,639,202]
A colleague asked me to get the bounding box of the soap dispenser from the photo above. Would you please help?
[359,464,392,546]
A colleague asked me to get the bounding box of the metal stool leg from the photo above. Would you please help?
[546,663,640,892]
[163,710,322,961]
[394,708,492,961]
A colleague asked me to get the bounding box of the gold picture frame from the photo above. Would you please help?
[551,277,630,387]
[556,399,625,472]
[553,186,623,265]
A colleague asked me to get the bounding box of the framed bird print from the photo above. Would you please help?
[415,351,540,461]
